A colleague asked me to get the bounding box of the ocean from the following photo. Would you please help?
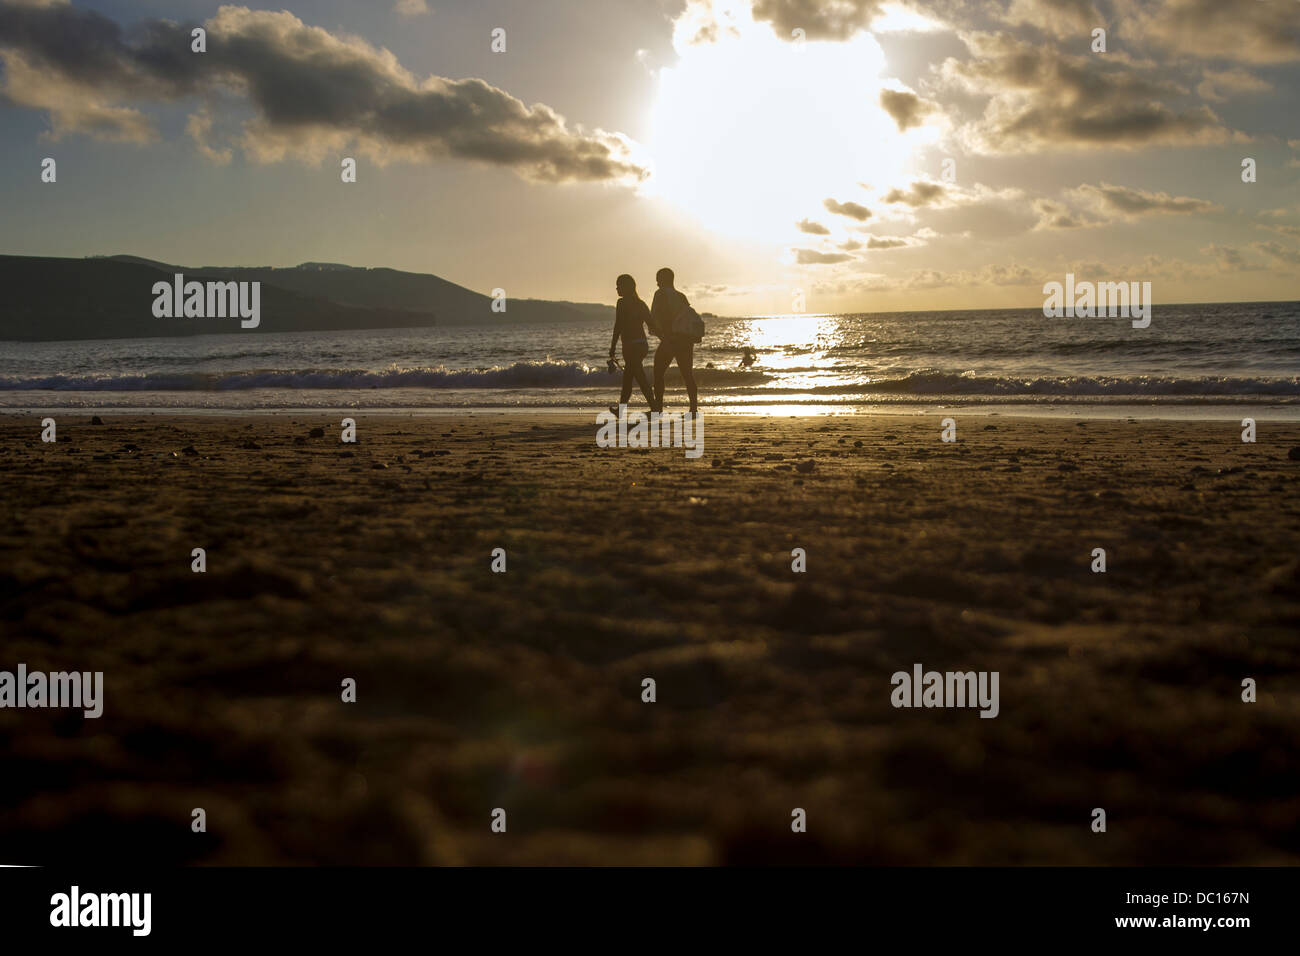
[3,301,1298,416]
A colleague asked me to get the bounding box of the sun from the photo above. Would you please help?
[642,2,933,245]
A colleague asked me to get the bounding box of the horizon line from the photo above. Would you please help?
[2,251,1297,317]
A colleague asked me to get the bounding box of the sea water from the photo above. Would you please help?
[2,301,1297,416]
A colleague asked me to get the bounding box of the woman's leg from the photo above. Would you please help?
[678,341,699,413]
[623,344,654,408]
[619,361,637,406]
[634,364,655,405]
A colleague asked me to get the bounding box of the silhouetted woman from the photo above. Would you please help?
[608,274,658,413]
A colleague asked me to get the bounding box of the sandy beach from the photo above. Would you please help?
[2,410,1298,865]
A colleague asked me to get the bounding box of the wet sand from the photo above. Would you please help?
[1,411,1298,865]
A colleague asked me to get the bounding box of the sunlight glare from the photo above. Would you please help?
[644,2,919,244]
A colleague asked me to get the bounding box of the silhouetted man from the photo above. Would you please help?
[649,267,699,415]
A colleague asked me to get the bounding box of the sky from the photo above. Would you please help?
[0,0,1297,314]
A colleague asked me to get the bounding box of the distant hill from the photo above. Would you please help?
[0,255,611,341]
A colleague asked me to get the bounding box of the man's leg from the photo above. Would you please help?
[653,341,674,408]
[678,342,699,412]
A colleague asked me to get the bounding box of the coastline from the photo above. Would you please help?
[3,402,1300,421]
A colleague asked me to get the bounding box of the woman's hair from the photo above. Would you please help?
[616,273,636,293]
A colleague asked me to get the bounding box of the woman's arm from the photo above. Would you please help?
[609,302,621,355]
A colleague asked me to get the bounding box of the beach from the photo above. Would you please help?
[2,410,1298,865]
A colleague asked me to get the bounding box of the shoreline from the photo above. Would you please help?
[3,403,1300,421]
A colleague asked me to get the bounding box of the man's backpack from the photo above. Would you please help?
[672,299,705,343]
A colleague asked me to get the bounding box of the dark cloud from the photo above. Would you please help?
[1033,198,1085,229]
[1067,182,1217,217]
[882,181,946,207]
[1001,0,1100,34]
[1252,240,1300,266]
[0,1,196,96]
[864,236,909,248]
[794,248,853,264]
[796,218,830,235]
[940,31,1237,153]
[823,197,872,220]
[1196,68,1271,103]
[1200,244,1254,271]
[891,262,1036,290]
[879,89,936,131]
[1125,0,1300,65]
[0,3,646,184]
[749,0,889,41]
[982,263,1035,285]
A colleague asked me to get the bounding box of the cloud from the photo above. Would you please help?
[394,0,429,15]
[748,0,890,41]
[1033,198,1086,229]
[939,31,1239,153]
[1260,204,1300,220]
[0,3,647,184]
[900,268,949,289]
[185,105,232,164]
[1031,182,1217,230]
[1260,223,1300,239]
[1123,0,1300,65]
[879,88,937,131]
[672,0,745,46]
[794,248,854,264]
[796,218,830,234]
[0,49,156,142]
[881,180,946,207]
[1200,244,1255,271]
[1196,68,1271,103]
[893,262,1038,290]
[1001,0,1100,36]
[682,282,783,299]
[864,235,910,248]
[1252,240,1300,267]
[823,197,872,221]
[872,181,1032,239]
[985,263,1035,285]
[1066,182,1218,218]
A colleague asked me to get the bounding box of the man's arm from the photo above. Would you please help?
[648,290,665,336]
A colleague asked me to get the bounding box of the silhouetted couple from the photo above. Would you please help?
[608,267,698,415]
